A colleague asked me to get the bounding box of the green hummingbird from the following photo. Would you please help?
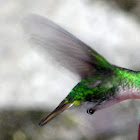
[23,14,140,126]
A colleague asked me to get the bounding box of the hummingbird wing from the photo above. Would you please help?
[22,14,111,78]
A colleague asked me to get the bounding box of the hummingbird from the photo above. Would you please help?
[23,14,140,126]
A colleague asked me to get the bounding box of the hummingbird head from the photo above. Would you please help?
[39,98,82,126]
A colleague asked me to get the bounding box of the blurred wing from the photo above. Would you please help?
[22,14,111,78]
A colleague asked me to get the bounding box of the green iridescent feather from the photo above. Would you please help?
[67,67,140,105]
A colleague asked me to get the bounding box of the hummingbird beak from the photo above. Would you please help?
[39,100,72,126]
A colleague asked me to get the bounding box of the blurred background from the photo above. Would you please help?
[1,0,140,139]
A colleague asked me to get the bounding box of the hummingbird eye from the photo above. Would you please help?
[87,108,94,115]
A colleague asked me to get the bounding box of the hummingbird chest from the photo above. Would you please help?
[68,69,140,111]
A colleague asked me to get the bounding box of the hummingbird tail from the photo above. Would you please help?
[39,100,72,126]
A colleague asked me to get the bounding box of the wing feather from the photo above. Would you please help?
[22,14,110,78]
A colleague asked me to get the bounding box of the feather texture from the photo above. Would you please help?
[22,14,111,78]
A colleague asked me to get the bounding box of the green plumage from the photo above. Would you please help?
[23,14,140,126]
[67,66,140,105]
